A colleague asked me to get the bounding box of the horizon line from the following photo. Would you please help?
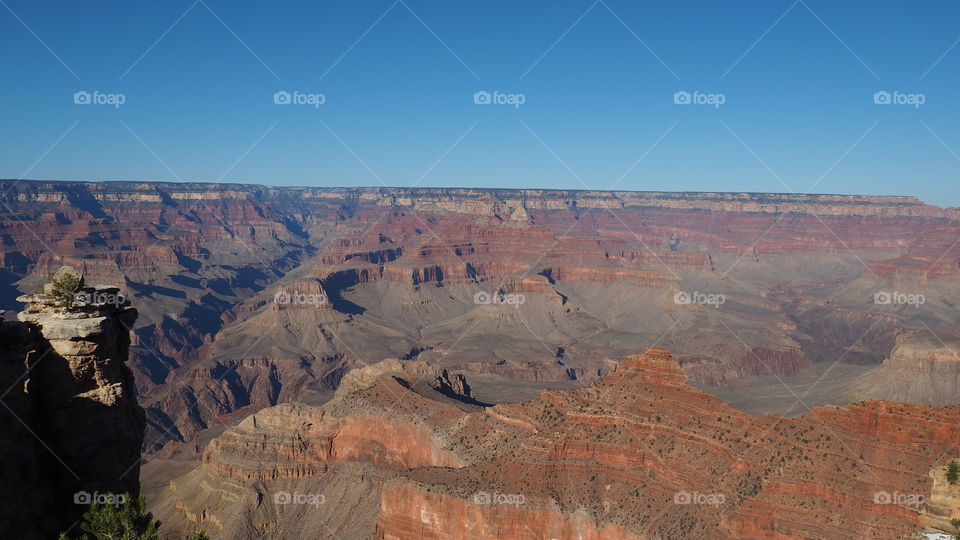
[0,178,934,205]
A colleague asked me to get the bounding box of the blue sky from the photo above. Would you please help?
[1,0,959,205]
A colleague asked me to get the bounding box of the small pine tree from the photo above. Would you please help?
[49,272,82,310]
[948,460,959,485]
[951,517,960,540]
[60,495,209,540]
[76,495,161,540]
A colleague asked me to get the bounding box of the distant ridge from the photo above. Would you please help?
[1,178,948,216]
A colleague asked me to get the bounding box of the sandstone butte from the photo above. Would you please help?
[151,350,960,540]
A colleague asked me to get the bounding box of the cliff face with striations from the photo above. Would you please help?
[151,358,525,538]
[0,267,145,538]
[848,328,960,405]
[380,351,960,539]
[152,351,960,539]
[920,462,960,533]
[2,180,960,454]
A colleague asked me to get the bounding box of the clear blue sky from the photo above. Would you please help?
[1,0,959,205]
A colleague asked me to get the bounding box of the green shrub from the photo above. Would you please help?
[49,272,82,310]
[59,494,209,539]
[76,495,160,539]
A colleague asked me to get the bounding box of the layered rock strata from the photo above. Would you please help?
[153,351,960,539]
[849,328,960,405]
[3,180,960,453]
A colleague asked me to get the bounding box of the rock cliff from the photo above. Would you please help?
[152,351,960,539]
[0,267,145,538]
[848,328,960,405]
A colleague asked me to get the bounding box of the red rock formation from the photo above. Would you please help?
[153,351,960,539]
[376,351,960,539]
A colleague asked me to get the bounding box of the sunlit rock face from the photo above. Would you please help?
[849,328,960,405]
[152,350,960,539]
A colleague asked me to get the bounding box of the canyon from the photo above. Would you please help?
[3,180,960,538]
[152,350,960,539]
[2,180,958,456]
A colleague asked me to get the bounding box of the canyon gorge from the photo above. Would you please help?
[2,180,960,538]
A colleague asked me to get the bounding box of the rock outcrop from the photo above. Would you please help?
[849,328,960,405]
[152,358,523,537]
[0,267,145,538]
[152,351,960,539]
[335,359,473,400]
[920,461,960,535]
